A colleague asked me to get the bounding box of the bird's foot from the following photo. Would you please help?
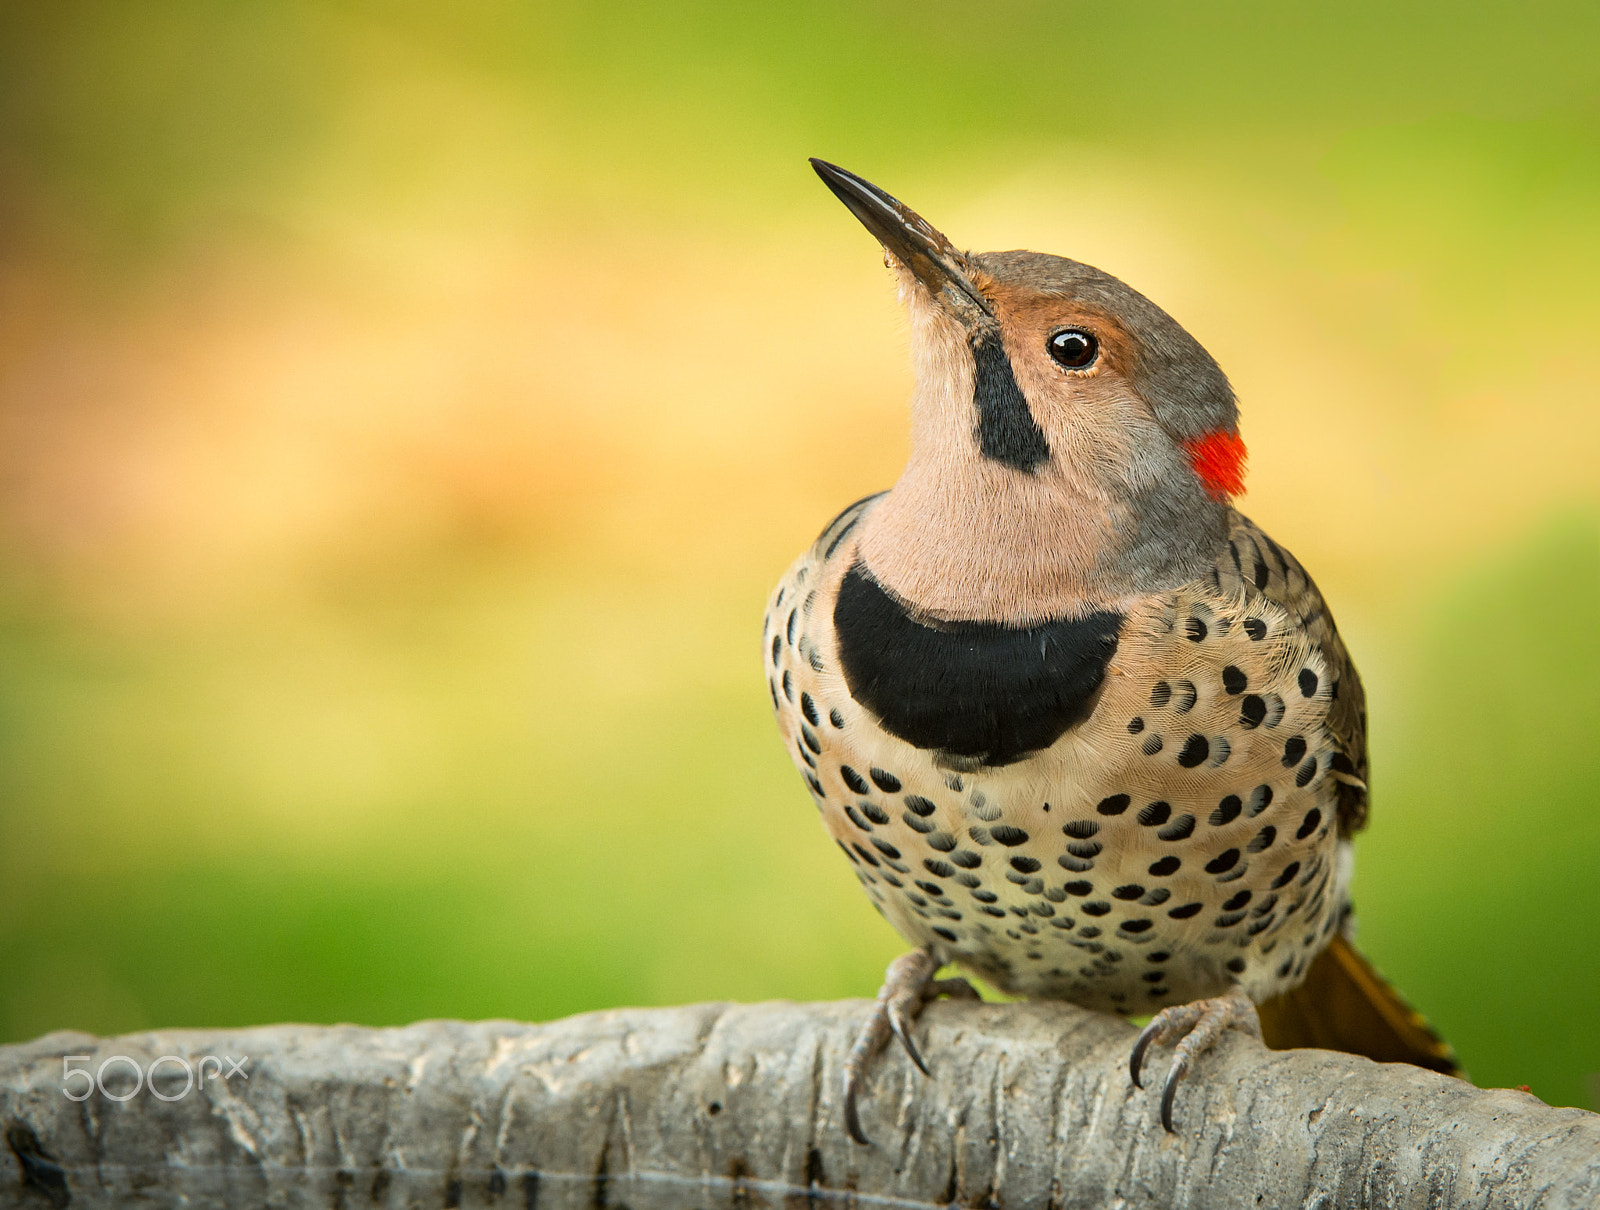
[843,949,979,1145]
[1129,987,1261,1132]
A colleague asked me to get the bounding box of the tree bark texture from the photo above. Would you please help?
[2,1000,1596,1209]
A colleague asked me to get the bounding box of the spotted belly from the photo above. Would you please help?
[765,531,1350,1014]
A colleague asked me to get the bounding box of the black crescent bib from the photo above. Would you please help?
[834,561,1123,766]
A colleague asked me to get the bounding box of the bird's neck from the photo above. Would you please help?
[858,445,1126,627]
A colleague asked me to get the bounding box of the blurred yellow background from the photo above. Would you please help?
[1,3,1596,1109]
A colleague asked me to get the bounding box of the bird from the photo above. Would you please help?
[763,158,1458,1142]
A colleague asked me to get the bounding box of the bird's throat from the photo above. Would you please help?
[857,458,1125,626]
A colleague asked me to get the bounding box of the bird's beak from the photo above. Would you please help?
[810,158,993,321]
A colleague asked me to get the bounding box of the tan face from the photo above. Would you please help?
[978,278,1179,500]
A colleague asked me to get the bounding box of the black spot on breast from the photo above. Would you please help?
[1097,794,1131,815]
[924,859,954,877]
[1177,735,1210,767]
[859,802,890,825]
[1226,956,1247,974]
[1222,666,1247,695]
[1248,784,1274,815]
[1223,890,1253,911]
[844,805,872,831]
[786,609,798,645]
[1167,902,1203,919]
[990,826,1030,846]
[1063,819,1099,838]
[925,831,957,852]
[801,725,823,755]
[1127,716,1145,734]
[770,635,782,666]
[1148,856,1181,876]
[1282,736,1307,767]
[932,927,958,942]
[1120,919,1153,933]
[850,843,879,867]
[1295,757,1318,787]
[915,880,944,897]
[1158,815,1196,841]
[1299,668,1319,697]
[871,838,902,859]
[1184,617,1207,642]
[904,795,936,816]
[1244,617,1268,641]
[971,889,998,903]
[1248,825,1277,852]
[800,693,819,725]
[769,680,780,709]
[1010,855,1041,873]
[1206,849,1241,874]
[1211,795,1242,826]
[971,328,1050,471]
[1173,680,1198,712]
[1253,559,1270,589]
[782,671,795,702]
[1296,808,1323,839]
[1113,884,1144,900]
[829,709,845,728]
[1149,681,1172,708]
[806,773,824,797]
[1141,735,1164,756]
[1138,801,1171,826]
[900,812,933,833]
[950,849,982,868]
[1063,880,1092,896]
[1240,695,1267,728]
[833,562,1122,765]
[1082,901,1111,917]
[1066,840,1102,858]
[839,765,869,794]
[870,767,902,792]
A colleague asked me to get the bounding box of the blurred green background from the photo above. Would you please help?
[1,2,1597,1111]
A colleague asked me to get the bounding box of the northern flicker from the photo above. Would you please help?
[765,159,1458,1142]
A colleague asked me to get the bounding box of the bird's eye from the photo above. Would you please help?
[1047,328,1098,370]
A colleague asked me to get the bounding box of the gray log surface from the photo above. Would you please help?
[1,1000,1596,1209]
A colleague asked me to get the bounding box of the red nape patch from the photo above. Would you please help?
[1183,430,1248,500]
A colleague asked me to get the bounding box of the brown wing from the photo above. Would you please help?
[1213,512,1370,835]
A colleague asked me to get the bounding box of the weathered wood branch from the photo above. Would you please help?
[2,1000,1596,1208]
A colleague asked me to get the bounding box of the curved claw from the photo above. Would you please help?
[840,948,957,1145]
[1160,1060,1187,1133]
[843,1073,871,1146]
[1129,1019,1163,1090]
[887,1001,931,1077]
[1127,988,1259,1133]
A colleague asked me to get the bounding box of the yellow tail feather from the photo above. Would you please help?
[1257,934,1462,1077]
